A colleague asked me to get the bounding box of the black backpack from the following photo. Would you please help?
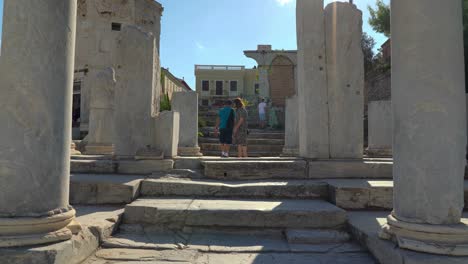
[226,109,235,130]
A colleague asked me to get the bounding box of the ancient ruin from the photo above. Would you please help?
[0,0,467,263]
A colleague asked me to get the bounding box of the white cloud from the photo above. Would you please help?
[276,0,293,6]
[195,41,205,50]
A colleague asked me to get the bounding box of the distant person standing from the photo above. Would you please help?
[233,98,248,158]
[258,98,267,129]
[214,100,235,158]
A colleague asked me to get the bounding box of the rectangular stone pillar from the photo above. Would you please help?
[154,111,180,158]
[297,0,330,159]
[367,100,392,157]
[324,2,364,159]
[172,91,202,156]
[381,0,468,256]
[0,0,78,247]
[283,95,299,156]
[114,26,158,158]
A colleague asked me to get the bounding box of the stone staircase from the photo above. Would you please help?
[71,156,384,263]
[199,128,285,157]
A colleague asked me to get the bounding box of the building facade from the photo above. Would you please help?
[161,68,192,100]
[73,0,163,136]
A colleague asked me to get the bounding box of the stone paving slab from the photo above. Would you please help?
[123,198,346,229]
[71,174,145,205]
[348,211,468,264]
[140,177,328,199]
[0,206,123,264]
[328,179,468,210]
[202,160,307,180]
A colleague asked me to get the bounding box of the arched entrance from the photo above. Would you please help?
[269,55,295,107]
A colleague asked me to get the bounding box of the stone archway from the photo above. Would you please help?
[269,55,295,107]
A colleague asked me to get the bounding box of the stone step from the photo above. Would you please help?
[70,174,145,205]
[71,158,174,174]
[327,179,468,210]
[200,143,284,153]
[202,160,307,180]
[201,150,283,157]
[199,137,285,145]
[140,177,328,199]
[123,198,347,229]
[204,132,284,139]
[308,159,393,179]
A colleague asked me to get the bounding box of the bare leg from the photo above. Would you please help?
[242,146,248,158]
[237,145,242,158]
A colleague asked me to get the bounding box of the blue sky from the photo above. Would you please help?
[0,0,388,89]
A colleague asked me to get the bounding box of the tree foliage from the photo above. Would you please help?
[361,32,376,75]
[368,0,390,37]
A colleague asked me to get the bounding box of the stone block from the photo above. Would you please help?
[117,159,174,174]
[367,101,392,157]
[283,95,299,156]
[154,111,180,158]
[202,160,307,180]
[286,229,350,244]
[70,159,116,174]
[325,2,364,159]
[308,159,393,179]
[172,91,201,156]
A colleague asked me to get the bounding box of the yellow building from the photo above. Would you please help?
[161,68,192,99]
[195,65,258,106]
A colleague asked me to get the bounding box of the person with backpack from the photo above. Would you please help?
[214,100,235,158]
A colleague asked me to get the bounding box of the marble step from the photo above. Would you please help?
[201,150,283,157]
[70,174,145,205]
[200,143,284,152]
[204,131,285,139]
[123,198,347,229]
[140,177,328,199]
[199,137,285,145]
[202,160,307,180]
[70,158,174,174]
[327,179,468,210]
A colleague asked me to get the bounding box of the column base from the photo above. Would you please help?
[366,147,392,157]
[178,146,202,157]
[85,143,114,155]
[0,208,77,248]
[282,147,299,157]
[380,214,468,256]
[71,143,81,155]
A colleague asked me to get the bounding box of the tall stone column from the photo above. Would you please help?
[297,0,330,159]
[324,2,364,159]
[258,68,270,99]
[380,0,468,255]
[172,91,202,156]
[282,95,299,156]
[0,0,77,247]
[85,68,116,155]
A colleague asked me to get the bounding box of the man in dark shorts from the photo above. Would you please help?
[214,100,235,158]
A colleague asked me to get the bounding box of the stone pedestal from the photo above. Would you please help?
[380,0,468,256]
[114,26,159,158]
[172,92,202,156]
[283,96,299,156]
[325,2,364,159]
[154,111,180,158]
[0,0,78,247]
[71,142,82,156]
[297,0,330,159]
[85,68,116,155]
[367,101,392,157]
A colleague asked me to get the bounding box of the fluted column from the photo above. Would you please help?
[380,0,468,255]
[0,0,77,247]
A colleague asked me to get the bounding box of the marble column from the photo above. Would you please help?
[258,68,270,99]
[380,0,468,255]
[85,68,116,155]
[172,91,202,156]
[367,101,392,157]
[297,0,330,159]
[0,0,77,247]
[282,95,299,156]
[324,2,364,159]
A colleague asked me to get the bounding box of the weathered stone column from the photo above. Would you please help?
[114,26,158,158]
[367,101,392,157]
[297,0,330,159]
[381,0,468,255]
[282,95,299,156]
[85,68,116,155]
[154,111,180,158]
[325,2,364,159]
[0,0,77,247]
[172,91,202,156]
[258,68,270,99]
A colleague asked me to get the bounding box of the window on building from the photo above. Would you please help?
[216,81,223,95]
[230,81,238,92]
[254,84,260,95]
[112,22,122,31]
[201,99,209,106]
[202,80,210,91]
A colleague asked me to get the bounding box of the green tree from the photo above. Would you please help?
[368,0,390,37]
[361,32,376,75]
